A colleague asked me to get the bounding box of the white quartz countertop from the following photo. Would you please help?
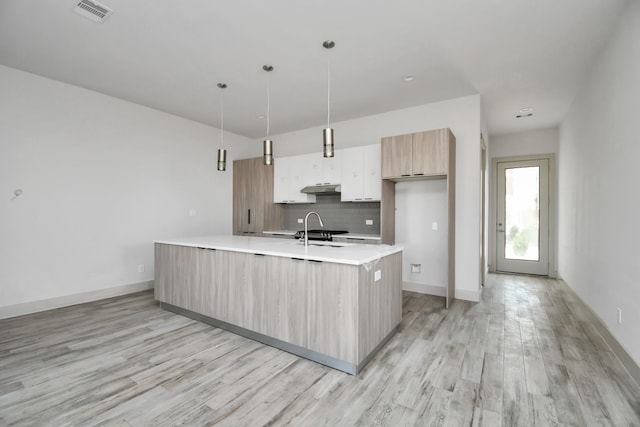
[155,235,402,266]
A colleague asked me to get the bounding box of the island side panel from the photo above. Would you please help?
[306,261,359,365]
[155,243,200,312]
[357,251,403,362]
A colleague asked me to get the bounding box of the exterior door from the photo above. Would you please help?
[496,158,549,275]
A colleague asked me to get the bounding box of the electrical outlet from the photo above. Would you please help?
[366,219,373,226]
[432,222,438,231]
[138,264,145,273]
[374,270,382,281]
[189,209,197,217]
[297,218,303,224]
[617,307,622,324]
[411,264,421,273]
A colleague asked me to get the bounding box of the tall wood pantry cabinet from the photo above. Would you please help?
[233,157,283,235]
[380,128,456,308]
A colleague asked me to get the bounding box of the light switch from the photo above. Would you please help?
[374,270,382,281]
[297,218,303,224]
[432,222,438,231]
[366,219,373,225]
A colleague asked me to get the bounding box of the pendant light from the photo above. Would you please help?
[216,82,227,171]
[263,64,274,166]
[322,40,335,158]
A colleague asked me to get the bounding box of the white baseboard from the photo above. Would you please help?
[402,282,480,302]
[402,282,446,297]
[0,281,154,319]
[455,288,480,302]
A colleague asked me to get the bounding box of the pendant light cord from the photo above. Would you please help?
[220,92,224,146]
[327,54,331,127]
[267,76,271,138]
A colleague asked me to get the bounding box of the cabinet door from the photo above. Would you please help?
[273,156,291,203]
[322,151,342,184]
[362,144,381,201]
[413,130,448,176]
[289,155,316,203]
[304,152,324,186]
[340,146,364,201]
[381,134,412,179]
[233,158,259,234]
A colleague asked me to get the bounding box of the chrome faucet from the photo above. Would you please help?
[303,211,324,247]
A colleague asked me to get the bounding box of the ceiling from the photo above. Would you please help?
[0,0,629,138]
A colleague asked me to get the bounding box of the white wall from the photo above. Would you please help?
[0,66,257,314]
[267,95,483,300]
[488,128,559,276]
[491,127,558,158]
[558,1,640,364]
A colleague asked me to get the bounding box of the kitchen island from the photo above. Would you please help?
[154,235,402,375]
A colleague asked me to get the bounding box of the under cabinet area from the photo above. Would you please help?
[233,157,283,235]
[380,127,456,308]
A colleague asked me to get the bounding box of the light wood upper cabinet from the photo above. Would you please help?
[381,134,412,178]
[382,129,453,179]
[233,157,283,235]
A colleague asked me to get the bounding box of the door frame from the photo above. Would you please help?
[489,153,557,277]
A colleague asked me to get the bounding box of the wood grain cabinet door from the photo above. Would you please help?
[381,134,412,179]
[412,129,449,176]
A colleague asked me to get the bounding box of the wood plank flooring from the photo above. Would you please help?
[1,274,639,426]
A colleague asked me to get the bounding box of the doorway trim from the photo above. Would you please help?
[489,153,557,277]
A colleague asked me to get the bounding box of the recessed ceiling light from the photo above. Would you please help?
[402,75,415,82]
[516,107,534,118]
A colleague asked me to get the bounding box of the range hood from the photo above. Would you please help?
[300,184,341,194]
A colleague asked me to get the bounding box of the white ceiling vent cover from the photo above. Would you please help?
[74,0,113,23]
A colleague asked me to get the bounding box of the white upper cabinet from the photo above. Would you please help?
[322,152,342,185]
[363,144,381,200]
[340,144,381,202]
[273,144,379,203]
[273,156,316,204]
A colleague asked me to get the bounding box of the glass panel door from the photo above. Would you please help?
[496,159,549,275]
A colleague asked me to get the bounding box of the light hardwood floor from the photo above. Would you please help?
[1,274,639,426]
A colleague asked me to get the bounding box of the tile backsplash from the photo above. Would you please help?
[282,195,380,235]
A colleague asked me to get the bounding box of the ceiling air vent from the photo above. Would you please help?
[74,0,113,23]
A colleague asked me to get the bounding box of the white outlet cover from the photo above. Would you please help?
[374,270,382,281]
[297,218,303,223]
[366,219,373,225]
[189,209,197,217]
[432,222,438,231]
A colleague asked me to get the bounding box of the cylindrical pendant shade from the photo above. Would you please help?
[217,148,227,171]
[263,139,273,166]
[323,128,334,158]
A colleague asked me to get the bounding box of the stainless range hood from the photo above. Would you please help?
[300,184,341,194]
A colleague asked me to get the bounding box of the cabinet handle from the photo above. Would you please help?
[248,209,251,224]
[414,173,424,176]
[364,198,373,200]
[401,174,411,177]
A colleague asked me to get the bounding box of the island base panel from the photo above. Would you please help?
[160,301,397,375]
